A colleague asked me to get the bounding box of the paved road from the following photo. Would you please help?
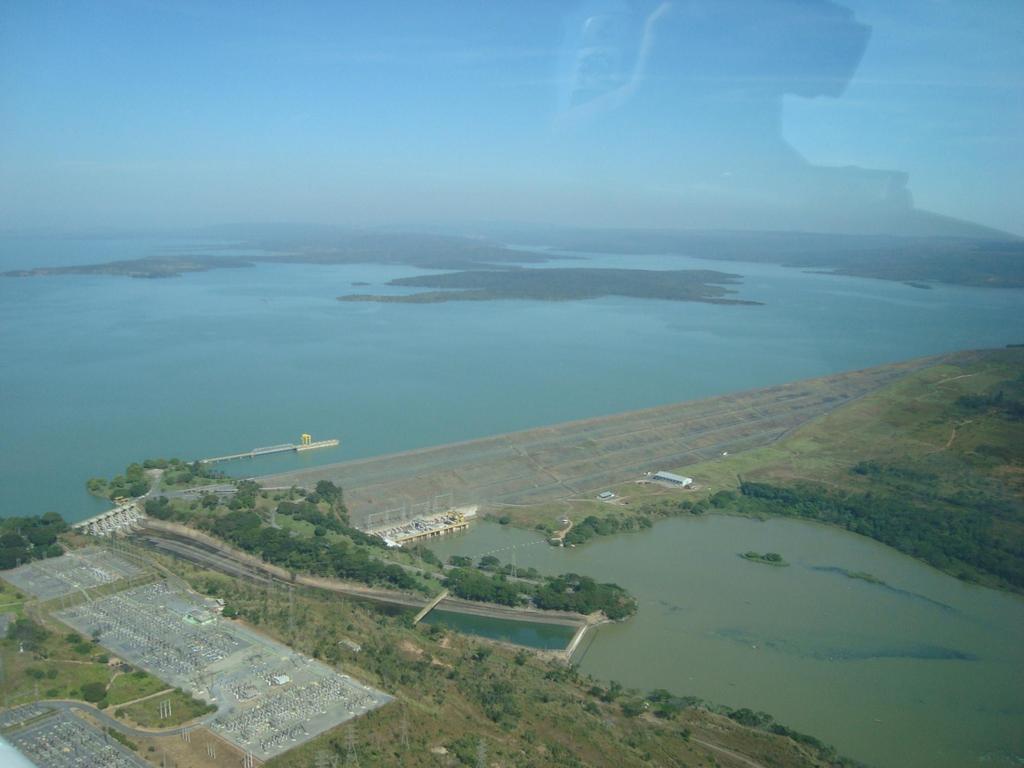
[42,700,214,737]
[156,484,237,500]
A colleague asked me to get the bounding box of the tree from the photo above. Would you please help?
[478,555,501,571]
[81,681,107,703]
[144,497,173,520]
[0,533,26,549]
[621,699,645,717]
[7,618,49,650]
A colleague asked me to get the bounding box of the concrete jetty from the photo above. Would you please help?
[201,436,339,464]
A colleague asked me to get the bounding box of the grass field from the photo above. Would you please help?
[0,574,214,729]
[116,688,214,728]
[106,670,170,707]
[669,350,1024,494]
[0,612,111,705]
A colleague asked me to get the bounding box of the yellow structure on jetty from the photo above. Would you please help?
[201,434,340,464]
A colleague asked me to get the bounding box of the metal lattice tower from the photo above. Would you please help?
[289,584,296,634]
[345,725,359,767]
[476,738,487,768]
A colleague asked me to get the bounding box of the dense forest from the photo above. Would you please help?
[142,457,225,488]
[0,513,67,570]
[195,481,420,592]
[86,462,150,500]
[443,565,637,619]
[738,477,1023,588]
[562,513,654,546]
[730,374,1024,588]
[86,457,225,501]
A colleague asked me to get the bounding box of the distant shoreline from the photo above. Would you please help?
[5,228,1024,289]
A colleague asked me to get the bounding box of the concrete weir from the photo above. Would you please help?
[564,623,590,660]
[73,501,143,537]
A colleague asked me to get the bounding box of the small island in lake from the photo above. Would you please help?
[339,267,761,305]
[742,551,789,566]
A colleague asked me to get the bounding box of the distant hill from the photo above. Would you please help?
[480,226,1024,289]
[5,225,1023,289]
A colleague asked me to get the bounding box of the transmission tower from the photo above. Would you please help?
[345,724,359,767]
[288,584,296,634]
[476,738,487,768]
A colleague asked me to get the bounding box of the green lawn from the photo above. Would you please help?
[106,669,169,706]
[0,607,173,711]
[115,688,215,727]
[0,627,112,705]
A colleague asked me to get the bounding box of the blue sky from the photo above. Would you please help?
[1,0,1021,234]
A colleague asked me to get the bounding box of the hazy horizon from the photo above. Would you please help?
[2,0,1022,237]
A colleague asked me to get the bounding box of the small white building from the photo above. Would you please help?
[598,491,615,500]
[271,674,291,686]
[652,471,693,487]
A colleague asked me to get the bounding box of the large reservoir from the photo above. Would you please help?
[1,234,1023,768]
[2,236,1023,521]
[426,517,1024,768]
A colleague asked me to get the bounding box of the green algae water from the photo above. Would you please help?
[426,518,1024,768]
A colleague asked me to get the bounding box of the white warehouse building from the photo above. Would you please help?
[652,471,693,487]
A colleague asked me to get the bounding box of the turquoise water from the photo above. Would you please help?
[2,235,1022,521]
[421,610,576,650]
[2,235,1022,768]
[0,736,36,768]
[427,518,1024,768]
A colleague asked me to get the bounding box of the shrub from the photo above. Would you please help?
[81,681,107,703]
